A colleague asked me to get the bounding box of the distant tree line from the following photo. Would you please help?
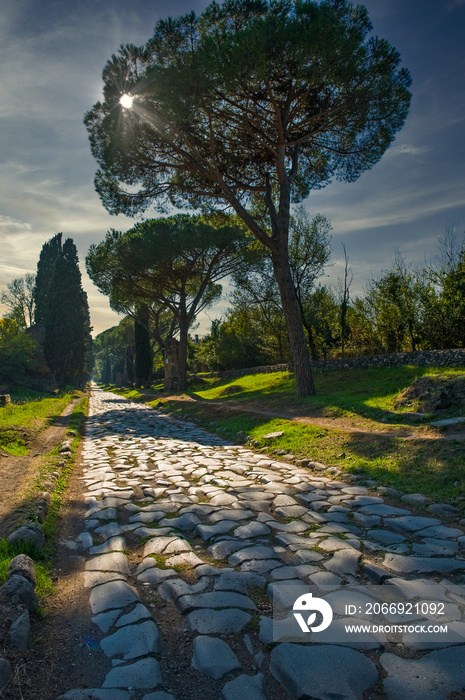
[0,233,92,389]
[90,214,465,386]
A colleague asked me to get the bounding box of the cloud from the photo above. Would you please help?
[0,215,32,236]
[395,144,430,155]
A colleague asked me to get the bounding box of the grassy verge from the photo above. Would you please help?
[187,366,465,424]
[0,389,81,455]
[1,395,88,609]
[0,539,54,609]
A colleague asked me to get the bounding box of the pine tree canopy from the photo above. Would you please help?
[84,0,411,396]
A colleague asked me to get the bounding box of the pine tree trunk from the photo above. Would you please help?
[178,313,188,392]
[271,247,315,396]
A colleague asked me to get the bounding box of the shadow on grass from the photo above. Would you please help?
[189,365,465,427]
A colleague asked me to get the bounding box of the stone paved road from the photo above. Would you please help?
[58,387,465,700]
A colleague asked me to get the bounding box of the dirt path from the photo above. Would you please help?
[0,399,80,539]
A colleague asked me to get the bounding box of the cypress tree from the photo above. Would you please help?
[34,233,62,325]
[134,304,152,387]
[35,234,92,387]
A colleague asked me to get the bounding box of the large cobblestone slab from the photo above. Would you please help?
[270,643,378,700]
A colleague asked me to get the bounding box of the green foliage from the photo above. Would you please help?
[196,312,274,371]
[87,214,250,390]
[1,273,35,328]
[85,0,411,218]
[0,539,54,603]
[85,0,411,396]
[34,234,92,388]
[0,317,36,384]
[231,208,332,363]
[426,246,465,349]
[0,429,28,455]
[134,304,152,386]
[34,233,62,326]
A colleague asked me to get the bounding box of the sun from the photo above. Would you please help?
[119,94,134,109]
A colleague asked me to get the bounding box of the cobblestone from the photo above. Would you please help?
[60,386,465,700]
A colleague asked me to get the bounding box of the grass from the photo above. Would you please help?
[1,395,88,613]
[187,366,465,424]
[40,397,88,546]
[0,389,80,455]
[0,538,55,607]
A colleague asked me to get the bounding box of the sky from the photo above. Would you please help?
[1,0,465,336]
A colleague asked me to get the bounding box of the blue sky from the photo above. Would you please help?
[1,0,464,335]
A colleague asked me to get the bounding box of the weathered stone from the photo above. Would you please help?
[233,522,271,539]
[116,603,152,627]
[208,493,238,506]
[100,619,162,659]
[159,577,209,602]
[160,513,200,530]
[387,516,441,533]
[9,609,30,650]
[346,496,383,507]
[7,524,44,550]
[270,643,378,700]
[103,657,162,689]
[89,580,140,614]
[89,536,126,555]
[229,546,279,566]
[84,571,126,588]
[177,591,256,614]
[209,508,255,523]
[164,551,204,568]
[400,493,432,506]
[222,673,266,700]
[412,538,458,556]
[367,529,406,545]
[7,554,36,586]
[353,512,381,527]
[142,536,178,556]
[214,571,266,594]
[0,575,38,611]
[274,506,308,518]
[77,532,93,549]
[318,536,360,552]
[360,504,410,517]
[271,565,318,580]
[92,609,121,633]
[381,647,465,700]
[417,525,463,539]
[309,571,342,588]
[137,567,177,585]
[191,635,241,679]
[324,549,361,576]
[186,608,251,634]
[384,554,465,575]
[207,539,251,560]
[195,521,237,540]
[84,552,129,574]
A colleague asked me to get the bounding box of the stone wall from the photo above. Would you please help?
[195,349,465,381]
